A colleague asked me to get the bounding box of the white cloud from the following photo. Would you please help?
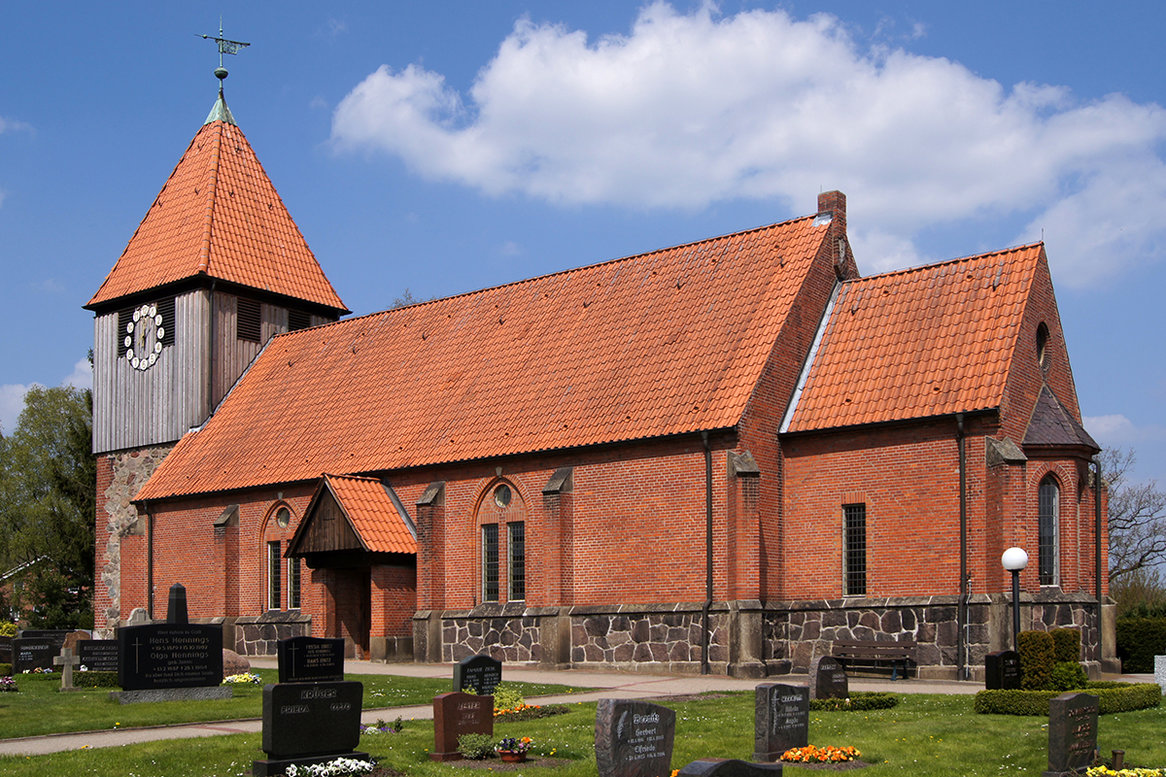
[1084,414,1166,446]
[330,2,1166,287]
[63,358,93,391]
[0,360,91,435]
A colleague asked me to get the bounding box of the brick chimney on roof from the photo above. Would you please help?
[817,190,846,237]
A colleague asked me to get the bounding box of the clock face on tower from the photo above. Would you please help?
[124,303,166,371]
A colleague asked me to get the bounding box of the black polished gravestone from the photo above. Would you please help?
[252,681,368,777]
[13,637,58,672]
[278,636,345,683]
[115,583,226,702]
[753,683,808,761]
[78,639,119,673]
[453,653,503,695]
[0,636,12,666]
[678,759,784,777]
[985,650,1022,690]
[809,656,848,700]
[1044,692,1099,777]
[595,699,677,777]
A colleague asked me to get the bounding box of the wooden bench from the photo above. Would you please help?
[831,640,917,680]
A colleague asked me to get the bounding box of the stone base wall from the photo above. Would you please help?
[230,612,312,656]
[416,593,1102,679]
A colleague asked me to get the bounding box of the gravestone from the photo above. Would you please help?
[0,636,12,666]
[985,650,1022,690]
[809,656,848,700]
[595,698,677,777]
[1044,692,1099,777]
[54,647,81,691]
[431,691,494,761]
[454,653,503,695]
[678,759,784,777]
[252,680,368,777]
[114,583,228,702]
[13,637,57,672]
[18,629,70,652]
[278,636,345,683]
[1155,655,1166,695]
[79,639,120,673]
[753,683,808,761]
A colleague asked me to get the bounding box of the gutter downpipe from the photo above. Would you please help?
[146,501,155,620]
[956,413,968,681]
[702,431,713,676]
[1095,456,1103,662]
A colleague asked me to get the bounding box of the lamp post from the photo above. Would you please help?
[1001,547,1029,651]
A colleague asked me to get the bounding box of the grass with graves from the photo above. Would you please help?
[3,691,1166,777]
[0,670,582,739]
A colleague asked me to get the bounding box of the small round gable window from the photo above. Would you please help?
[275,506,291,528]
[1036,323,1051,372]
[493,484,512,508]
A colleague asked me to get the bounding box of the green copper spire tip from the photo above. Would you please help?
[204,89,237,126]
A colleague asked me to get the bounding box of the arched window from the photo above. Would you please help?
[476,480,526,604]
[1038,476,1060,586]
[263,503,301,611]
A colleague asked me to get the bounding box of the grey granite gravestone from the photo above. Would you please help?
[278,636,345,683]
[809,656,848,700]
[113,583,228,703]
[454,653,503,695]
[753,683,808,761]
[986,650,1022,690]
[1044,692,1098,777]
[251,680,368,777]
[595,699,676,777]
[431,691,494,761]
[1155,655,1166,695]
[678,759,784,777]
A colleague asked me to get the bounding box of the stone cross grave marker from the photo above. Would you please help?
[985,650,1022,690]
[809,655,848,700]
[453,653,503,695]
[753,683,808,761]
[252,680,368,777]
[678,759,785,777]
[431,691,494,761]
[116,583,224,694]
[595,698,677,777]
[278,636,345,683]
[53,647,80,691]
[1044,692,1099,777]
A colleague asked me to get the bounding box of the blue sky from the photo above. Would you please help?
[2,1,1164,488]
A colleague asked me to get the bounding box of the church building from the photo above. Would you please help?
[88,77,1111,680]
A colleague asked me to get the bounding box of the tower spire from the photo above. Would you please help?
[198,19,249,125]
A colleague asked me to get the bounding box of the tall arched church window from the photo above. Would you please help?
[476,480,526,604]
[1038,476,1060,586]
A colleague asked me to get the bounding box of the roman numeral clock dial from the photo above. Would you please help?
[124,304,165,371]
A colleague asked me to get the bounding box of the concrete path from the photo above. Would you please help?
[0,661,1150,757]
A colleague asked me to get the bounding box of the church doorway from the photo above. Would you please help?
[325,566,371,658]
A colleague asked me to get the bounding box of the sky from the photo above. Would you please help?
[1,1,1164,487]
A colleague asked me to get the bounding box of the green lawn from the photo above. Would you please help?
[2,689,1165,777]
[0,671,579,739]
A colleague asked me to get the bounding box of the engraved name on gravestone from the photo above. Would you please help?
[78,639,120,673]
[809,656,848,700]
[431,691,494,761]
[678,759,785,777]
[278,636,345,683]
[985,650,1022,690]
[1044,692,1099,777]
[117,583,223,690]
[753,683,808,761]
[595,699,677,777]
[453,653,503,695]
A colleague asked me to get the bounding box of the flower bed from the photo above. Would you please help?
[781,745,862,763]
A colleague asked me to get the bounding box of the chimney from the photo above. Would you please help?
[817,190,846,238]
[817,190,856,279]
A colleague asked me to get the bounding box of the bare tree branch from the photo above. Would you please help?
[1104,447,1166,583]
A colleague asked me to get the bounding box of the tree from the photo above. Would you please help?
[1105,447,1166,585]
[0,384,95,628]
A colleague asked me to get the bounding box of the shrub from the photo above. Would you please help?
[0,663,11,677]
[492,682,525,713]
[1018,630,1055,690]
[808,692,899,711]
[1116,617,1166,673]
[974,682,1161,715]
[457,733,496,760]
[73,671,119,688]
[1050,661,1089,691]
[0,622,16,638]
[1051,628,1081,662]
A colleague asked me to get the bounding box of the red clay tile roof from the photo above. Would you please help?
[323,475,417,554]
[785,244,1044,432]
[87,117,347,313]
[136,215,832,500]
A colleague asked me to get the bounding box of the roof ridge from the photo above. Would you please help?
[197,121,225,274]
[846,242,1044,285]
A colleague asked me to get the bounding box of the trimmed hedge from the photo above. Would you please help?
[809,692,899,711]
[1050,661,1089,691]
[1018,630,1055,690]
[974,682,1162,716]
[1051,628,1081,662]
[72,670,119,688]
[0,663,10,676]
[1116,617,1166,673]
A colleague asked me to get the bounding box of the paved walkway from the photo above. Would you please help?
[0,660,1151,757]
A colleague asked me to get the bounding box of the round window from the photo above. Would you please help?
[493,484,512,508]
[275,507,291,528]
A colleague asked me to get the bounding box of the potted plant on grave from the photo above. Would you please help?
[495,736,533,763]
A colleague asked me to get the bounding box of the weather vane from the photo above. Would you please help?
[197,18,250,82]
